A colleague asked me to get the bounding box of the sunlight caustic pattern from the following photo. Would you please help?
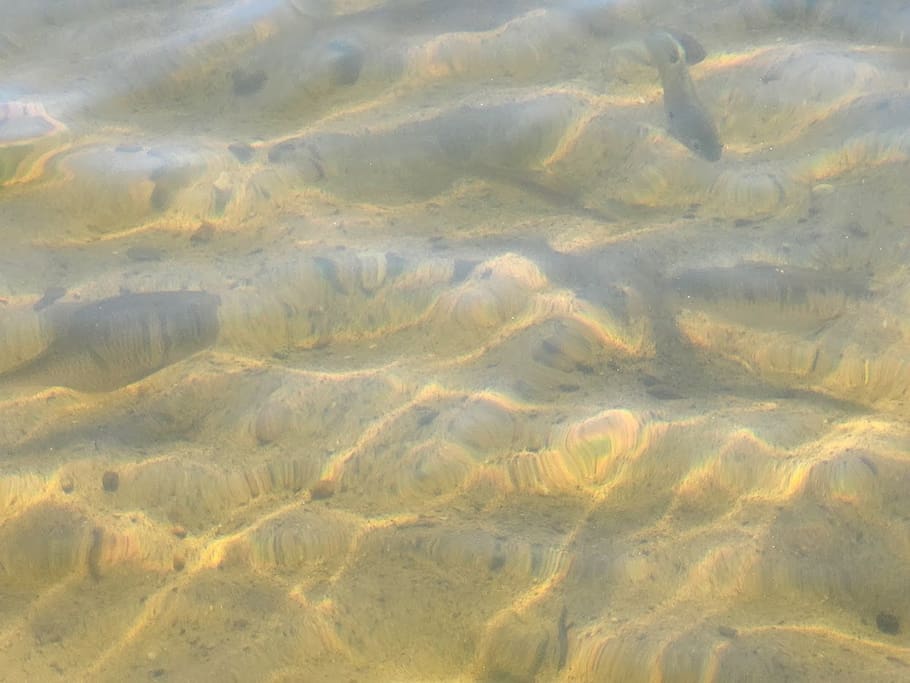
[2,0,910,680]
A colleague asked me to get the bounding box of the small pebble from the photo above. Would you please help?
[190,223,215,245]
[718,625,738,638]
[102,471,119,492]
[232,68,267,96]
[228,143,254,163]
[310,479,336,500]
[877,611,901,635]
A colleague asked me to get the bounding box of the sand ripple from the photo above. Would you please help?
[2,1,910,681]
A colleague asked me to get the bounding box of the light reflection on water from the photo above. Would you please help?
[2,1,910,680]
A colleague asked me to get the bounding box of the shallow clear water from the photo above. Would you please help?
[2,1,910,680]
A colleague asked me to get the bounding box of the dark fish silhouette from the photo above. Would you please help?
[670,263,869,330]
[2,291,220,392]
[645,30,722,161]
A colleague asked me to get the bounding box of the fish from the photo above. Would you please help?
[1,291,220,392]
[645,30,723,161]
[669,262,869,331]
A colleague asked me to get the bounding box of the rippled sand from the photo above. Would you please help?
[2,1,910,680]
